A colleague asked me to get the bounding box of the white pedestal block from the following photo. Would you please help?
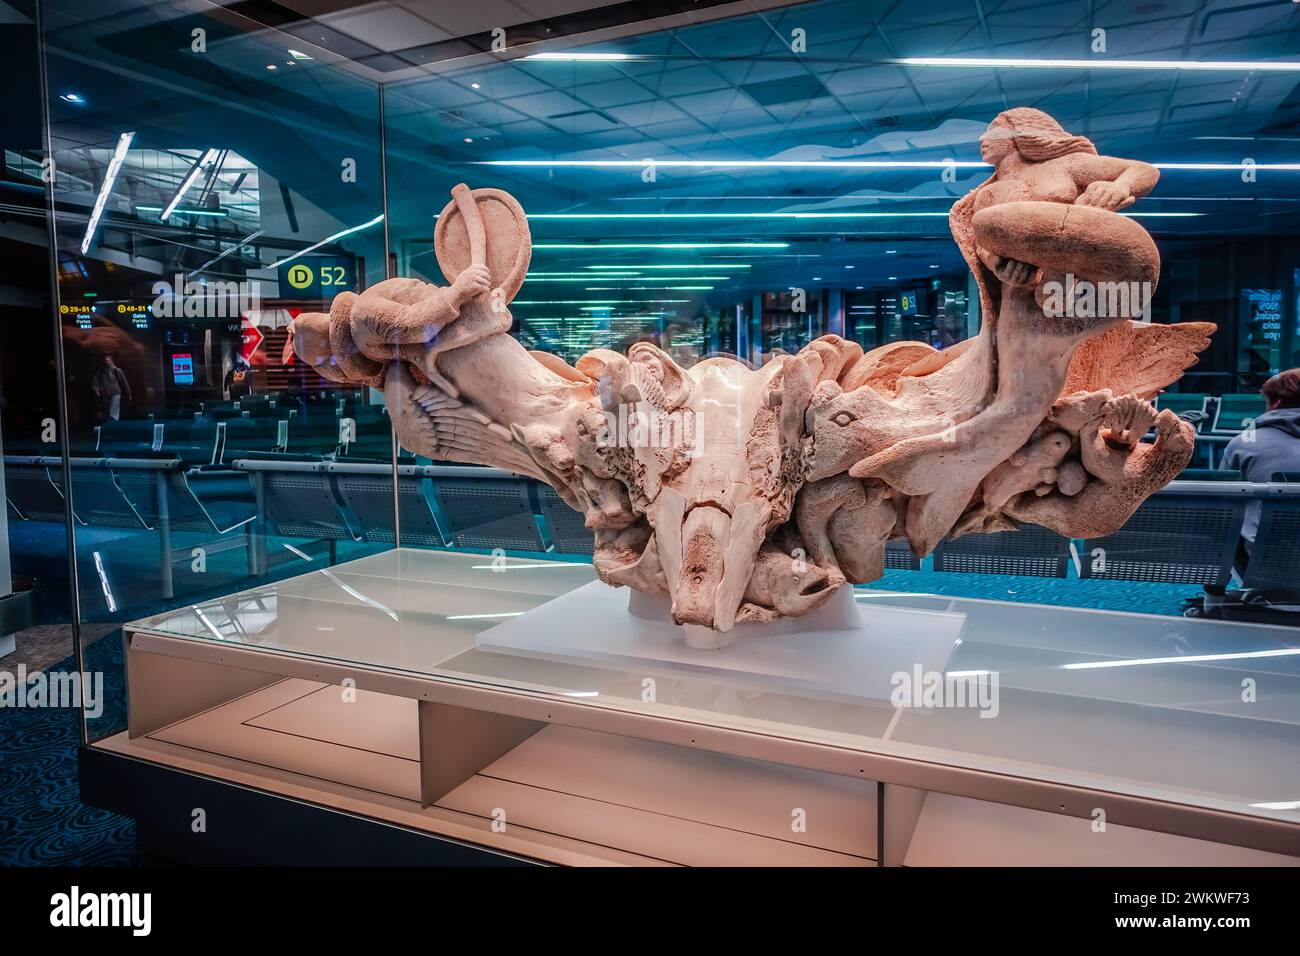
[477,581,965,703]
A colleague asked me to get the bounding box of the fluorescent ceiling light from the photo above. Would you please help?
[533,210,1196,219]
[512,299,687,305]
[1154,162,1300,171]
[267,213,384,270]
[488,159,985,169]
[535,242,788,249]
[494,159,1300,173]
[527,317,670,329]
[898,56,1300,72]
[91,551,116,614]
[80,131,134,255]
[525,276,729,282]
[186,228,265,279]
[192,606,225,640]
[529,211,953,219]
[137,205,227,217]
[524,51,630,61]
[1062,648,1300,670]
[585,264,751,269]
[319,567,398,621]
[161,148,219,222]
[588,285,712,290]
[445,612,526,620]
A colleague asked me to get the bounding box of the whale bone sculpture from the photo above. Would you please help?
[288,112,1213,648]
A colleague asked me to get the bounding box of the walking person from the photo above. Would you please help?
[92,352,131,421]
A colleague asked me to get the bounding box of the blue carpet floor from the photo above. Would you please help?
[0,517,1203,866]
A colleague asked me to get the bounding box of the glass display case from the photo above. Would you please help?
[100,547,1299,865]
[4,0,1299,866]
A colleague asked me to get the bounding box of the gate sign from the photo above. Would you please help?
[278,256,354,300]
[241,321,264,362]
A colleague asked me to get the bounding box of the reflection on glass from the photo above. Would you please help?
[31,1,391,741]
[2,0,1296,762]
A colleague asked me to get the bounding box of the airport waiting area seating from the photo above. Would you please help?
[934,524,1072,578]
[1211,393,1268,435]
[536,483,594,555]
[6,393,1299,612]
[1240,475,1300,592]
[1160,389,1271,468]
[1155,392,1209,423]
[1079,481,1246,586]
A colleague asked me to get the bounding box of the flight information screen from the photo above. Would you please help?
[171,353,194,385]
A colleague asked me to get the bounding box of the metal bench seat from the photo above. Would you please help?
[934,524,1071,578]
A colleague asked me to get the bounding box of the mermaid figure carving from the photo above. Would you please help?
[288,110,1213,647]
[969,106,1160,294]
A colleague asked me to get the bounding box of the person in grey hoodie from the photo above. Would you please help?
[1194,371,1300,614]
[1221,368,1300,545]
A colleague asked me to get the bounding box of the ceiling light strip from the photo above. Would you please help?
[493,160,1300,172]
[898,56,1300,72]
[161,148,219,222]
[523,52,631,61]
[80,131,134,255]
[535,242,788,249]
[267,214,385,270]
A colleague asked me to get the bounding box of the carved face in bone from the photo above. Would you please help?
[805,380,901,483]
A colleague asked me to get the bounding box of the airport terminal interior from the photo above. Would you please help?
[1,0,1298,867]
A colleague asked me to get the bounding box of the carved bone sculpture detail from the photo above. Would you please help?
[289,110,1213,647]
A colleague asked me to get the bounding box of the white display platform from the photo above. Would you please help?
[476,581,965,703]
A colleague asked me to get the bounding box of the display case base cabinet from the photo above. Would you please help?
[80,630,1298,867]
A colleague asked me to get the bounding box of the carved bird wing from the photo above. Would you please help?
[1062,320,1216,399]
[384,361,544,478]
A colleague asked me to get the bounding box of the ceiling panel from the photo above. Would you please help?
[36,0,1300,325]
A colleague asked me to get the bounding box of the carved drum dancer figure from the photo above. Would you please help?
[288,110,1213,647]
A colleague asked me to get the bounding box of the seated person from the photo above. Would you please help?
[1222,369,1300,543]
[1198,370,1300,613]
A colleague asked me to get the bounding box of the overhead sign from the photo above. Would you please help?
[116,301,152,329]
[60,302,96,328]
[278,256,355,300]
[898,289,922,316]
